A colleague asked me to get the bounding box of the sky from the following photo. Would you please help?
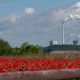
[0,0,80,47]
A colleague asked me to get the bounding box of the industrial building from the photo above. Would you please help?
[43,16,80,53]
[43,40,80,53]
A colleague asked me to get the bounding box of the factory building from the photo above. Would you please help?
[43,40,80,53]
[49,40,58,46]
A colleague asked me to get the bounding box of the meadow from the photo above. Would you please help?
[0,52,80,80]
[0,39,80,79]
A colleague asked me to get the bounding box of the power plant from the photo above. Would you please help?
[44,40,80,53]
[44,25,80,52]
[44,14,80,53]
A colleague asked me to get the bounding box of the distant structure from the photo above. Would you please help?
[44,40,80,53]
[62,22,64,45]
[73,40,78,45]
[53,41,58,45]
[49,40,58,46]
[49,40,53,46]
[43,14,80,52]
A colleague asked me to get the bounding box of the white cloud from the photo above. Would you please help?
[1,2,80,46]
[9,15,21,23]
[72,2,80,8]
[0,15,20,23]
[50,2,80,24]
[24,8,35,14]
[10,15,17,23]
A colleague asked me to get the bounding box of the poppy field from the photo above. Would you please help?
[0,57,80,73]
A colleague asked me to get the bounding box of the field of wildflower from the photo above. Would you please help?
[0,56,79,80]
[0,57,80,72]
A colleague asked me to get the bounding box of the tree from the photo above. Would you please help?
[30,45,43,54]
[20,42,29,49]
[20,42,43,55]
[0,39,14,56]
[20,42,30,54]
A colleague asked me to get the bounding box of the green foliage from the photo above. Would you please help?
[0,39,43,56]
[0,39,15,56]
[20,42,43,55]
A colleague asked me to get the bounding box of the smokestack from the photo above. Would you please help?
[61,13,80,45]
[62,21,64,45]
[62,16,71,45]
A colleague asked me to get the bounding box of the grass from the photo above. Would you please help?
[1,51,80,80]
[2,51,80,59]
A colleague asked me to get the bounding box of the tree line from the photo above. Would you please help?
[0,39,43,56]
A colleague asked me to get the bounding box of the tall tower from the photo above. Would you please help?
[62,21,64,45]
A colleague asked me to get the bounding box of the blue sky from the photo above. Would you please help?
[0,0,78,16]
[0,0,80,47]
